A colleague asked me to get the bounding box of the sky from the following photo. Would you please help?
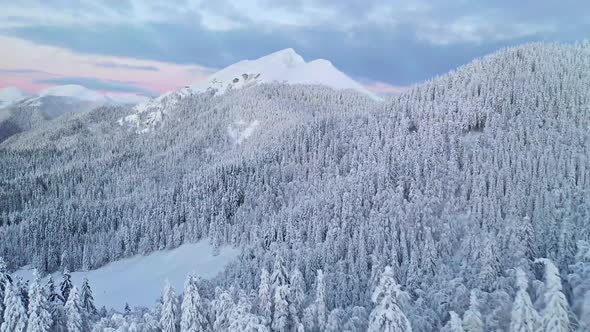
[0,0,588,96]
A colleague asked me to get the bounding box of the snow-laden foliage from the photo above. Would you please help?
[160,281,179,332]
[1,281,27,332]
[180,274,209,332]
[26,270,52,332]
[509,269,540,332]
[368,266,412,332]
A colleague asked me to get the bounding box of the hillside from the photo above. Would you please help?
[1,42,589,331]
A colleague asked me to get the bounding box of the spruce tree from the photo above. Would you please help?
[258,269,272,325]
[180,274,209,332]
[536,258,570,332]
[80,278,97,317]
[314,270,327,332]
[462,291,483,332]
[367,266,412,332]
[1,282,27,332]
[46,276,66,332]
[444,311,464,332]
[0,257,11,326]
[60,270,73,304]
[26,270,52,332]
[160,281,179,332]
[509,269,540,332]
[272,285,290,332]
[65,286,84,332]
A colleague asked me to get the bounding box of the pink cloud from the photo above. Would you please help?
[363,81,410,96]
[0,36,213,95]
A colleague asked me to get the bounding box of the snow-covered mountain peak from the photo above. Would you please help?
[188,48,377,99]
[38,84,106,102]
[0,87,31,108]
[252,48,306,68]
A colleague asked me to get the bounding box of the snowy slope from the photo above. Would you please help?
[122,48,378,131]
[0,87,31,108]
[14,241,238,310]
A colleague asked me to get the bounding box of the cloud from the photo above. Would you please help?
[0,68,53,75]
[33,77,158,96]
[363,81,411,96]
[90,61,159,71]
[1,0,589,86]
[0,36,212,94]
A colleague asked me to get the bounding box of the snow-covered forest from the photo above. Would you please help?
[1,42,590,331]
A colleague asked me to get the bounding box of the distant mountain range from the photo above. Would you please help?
[0,85,149,142]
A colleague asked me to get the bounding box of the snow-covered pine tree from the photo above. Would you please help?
[65,286,84,332]
[314,269,327,332]
[462,290,483,332]
[80,278,97,317]
[272,285,291,332]
[568,240,590,320]
[212,289,233,331]
[578,291,590,332]
[368,266,412,332]
[1,282,27,332]
[289,268,305,320]
[0,257,11,327]
[160,281,179,332]
[46,276,66,332]
[228,293,268,332]
[60,270,73,304]
[257,269,272,325]
[536,258,570,332]
[180,274,209,332]
[26,270,52,332]
[509,269,540,332]
[325,308,343,332]
[18,279,29,311]
[443,311,464,332]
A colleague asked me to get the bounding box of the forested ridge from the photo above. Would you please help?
[1,42,589,331]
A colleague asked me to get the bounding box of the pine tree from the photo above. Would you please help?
[160,281,179,332]
[1,282,27,332]
[568,240,590,319]
[80,278,97,317]
[26,270,52,332]
[271,285,290,332]
[180,274,209,332]
[0,257,11,327]
[325,308,343,332]
[462,290,483,332]
[46,276,66,332]
[314,269,327,332]
[367,266,412,332]
[536,258,570,332]
[228,294,269,332]
[65,286,84,332]
[271,256,289,290]
[60,270,73,304]
[257,269,272,325]
[289,268,305,318]
[509,269,540,332]
[443,311,464,332]
[578,291,590,332]
[212,289,233,331]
